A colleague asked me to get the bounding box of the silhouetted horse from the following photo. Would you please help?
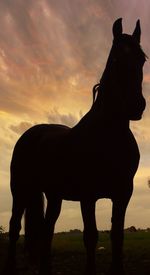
[8,19,146,275]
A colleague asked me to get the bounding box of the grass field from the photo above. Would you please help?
[1,231,150,275]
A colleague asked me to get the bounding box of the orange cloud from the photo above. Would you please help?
[144,73,150,84]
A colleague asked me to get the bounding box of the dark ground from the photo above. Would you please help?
[0,231,150,275]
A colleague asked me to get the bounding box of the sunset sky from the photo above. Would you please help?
[0,0,150,232]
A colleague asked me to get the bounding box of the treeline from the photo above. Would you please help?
[1,226,150,236]
[55,227,150,235]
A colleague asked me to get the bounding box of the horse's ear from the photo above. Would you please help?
[113,18,122,39]
[132,20,141,43]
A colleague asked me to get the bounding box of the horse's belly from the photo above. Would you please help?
[43,152,135,201]
[34,130,140,201]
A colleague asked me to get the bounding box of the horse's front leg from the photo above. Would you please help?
[110,195,131,275]
[80,200,98,275]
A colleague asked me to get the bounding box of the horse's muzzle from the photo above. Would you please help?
[129,96,146,121]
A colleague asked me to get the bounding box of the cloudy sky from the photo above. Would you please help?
[0,0,150,232]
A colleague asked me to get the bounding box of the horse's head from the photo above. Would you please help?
[94,19,147,121]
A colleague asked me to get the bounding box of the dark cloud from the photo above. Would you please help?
[10,121,33,135]
[9,110,80,135]
[47,108,81,127]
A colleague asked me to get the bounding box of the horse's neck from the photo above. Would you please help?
[72,103,130,139]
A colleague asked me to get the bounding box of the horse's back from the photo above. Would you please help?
[12,123,70,150]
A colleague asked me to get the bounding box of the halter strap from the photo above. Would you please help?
[92,83,101,104]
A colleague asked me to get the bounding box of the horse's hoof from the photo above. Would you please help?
[39,266,52,275]
[3,265,18,275]
[108,262,125,275]
[83,266,96,275]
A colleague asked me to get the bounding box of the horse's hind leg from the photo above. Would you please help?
[81,200,98,275]
[39,196,62,275]
[7,193,25,273]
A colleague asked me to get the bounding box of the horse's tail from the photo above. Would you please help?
[24,192,45,256]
